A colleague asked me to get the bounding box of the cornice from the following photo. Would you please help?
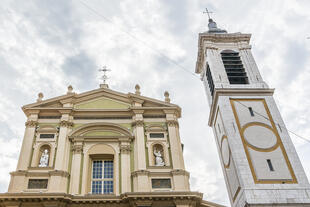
[0,192,209,206]
[171,169,190,176]
[131,170,150,177]
[10,170,70,177]
[208,88,275,126]
[195,32,252,74]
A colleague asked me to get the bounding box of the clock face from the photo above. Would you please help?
[243,125,277,150]
[221,136,230,168]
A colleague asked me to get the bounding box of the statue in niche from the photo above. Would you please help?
[153,148,165,166]
[38,149,49,167]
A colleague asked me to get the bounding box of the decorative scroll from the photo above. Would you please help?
[59,120,74,128]
[28,179,48,189]
[25,120,38,127]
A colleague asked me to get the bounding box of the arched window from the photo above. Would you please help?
[87,144,116,194]
[221,50,249,84]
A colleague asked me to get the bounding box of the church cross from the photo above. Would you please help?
[99,66,111,85]
[203,8,213,20]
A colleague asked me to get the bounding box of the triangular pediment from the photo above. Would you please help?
[22,87,180,117]
[74,97,130,110]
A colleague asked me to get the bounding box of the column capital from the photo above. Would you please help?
[25,120,38,127]
[120,144,131,154]
[59,120,74,128]
[72,144,83,154]
[167,120,179,128]
[132,120,144,128]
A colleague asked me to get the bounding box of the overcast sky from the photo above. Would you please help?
[1,0,310,206]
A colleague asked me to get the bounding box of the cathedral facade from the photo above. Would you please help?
[0,84,222,207]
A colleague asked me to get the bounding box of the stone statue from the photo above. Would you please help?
[153,149,165,166]
[39,149,49,167]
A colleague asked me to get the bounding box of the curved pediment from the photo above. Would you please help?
[69,123,133,139]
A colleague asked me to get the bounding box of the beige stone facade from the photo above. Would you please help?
[0,85,222,207]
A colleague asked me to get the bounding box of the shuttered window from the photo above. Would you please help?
[221,50,248,84]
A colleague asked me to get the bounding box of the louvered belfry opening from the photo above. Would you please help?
[221,50,249,84]
[206,63,215,96]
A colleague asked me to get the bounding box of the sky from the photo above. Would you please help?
[0,0,310,206]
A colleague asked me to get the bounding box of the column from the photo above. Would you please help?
[69,141,83,195]
[49,112,73,193]
[120,139,131,193]
[132,110,149,192]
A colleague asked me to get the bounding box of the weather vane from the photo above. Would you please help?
[203,8,213,20]
[98,66,111,85]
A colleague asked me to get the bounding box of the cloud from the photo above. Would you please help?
[0,1,310,206]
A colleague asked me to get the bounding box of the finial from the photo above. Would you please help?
[135,84,141,95]
[37,92,44,102]
[99,66,111,88]
[67,85,73,94]
[164,91,170,103]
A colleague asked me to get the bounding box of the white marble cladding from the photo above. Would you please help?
[215,95,310,206]
[200,39,269,107]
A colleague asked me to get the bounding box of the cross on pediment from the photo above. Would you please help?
[99,66,111,85]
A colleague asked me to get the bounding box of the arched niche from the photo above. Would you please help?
[37,144,51,167]
[149,142,169,167]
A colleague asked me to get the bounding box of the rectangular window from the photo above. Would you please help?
[267,159,274,171]
[150,133,165,138]
[28,179,48,189]
[151,179,171,189]
[91,160,114,194]
[39,134,55,139]
[248,107,254,116]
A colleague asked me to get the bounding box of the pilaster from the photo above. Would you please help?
[69,141,83,195]
[165,112,184,170]
[132,110,149,192]
[120,139,131,193]
[50,111,73,193]
[16,117,38,170]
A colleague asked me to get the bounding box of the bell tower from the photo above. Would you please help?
[195,16,310,206]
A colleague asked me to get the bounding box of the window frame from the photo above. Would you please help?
[91,158,114,194]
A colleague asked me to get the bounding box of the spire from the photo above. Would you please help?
[203,8,227,34]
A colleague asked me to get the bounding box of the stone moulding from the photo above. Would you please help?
[0,192,209,206]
